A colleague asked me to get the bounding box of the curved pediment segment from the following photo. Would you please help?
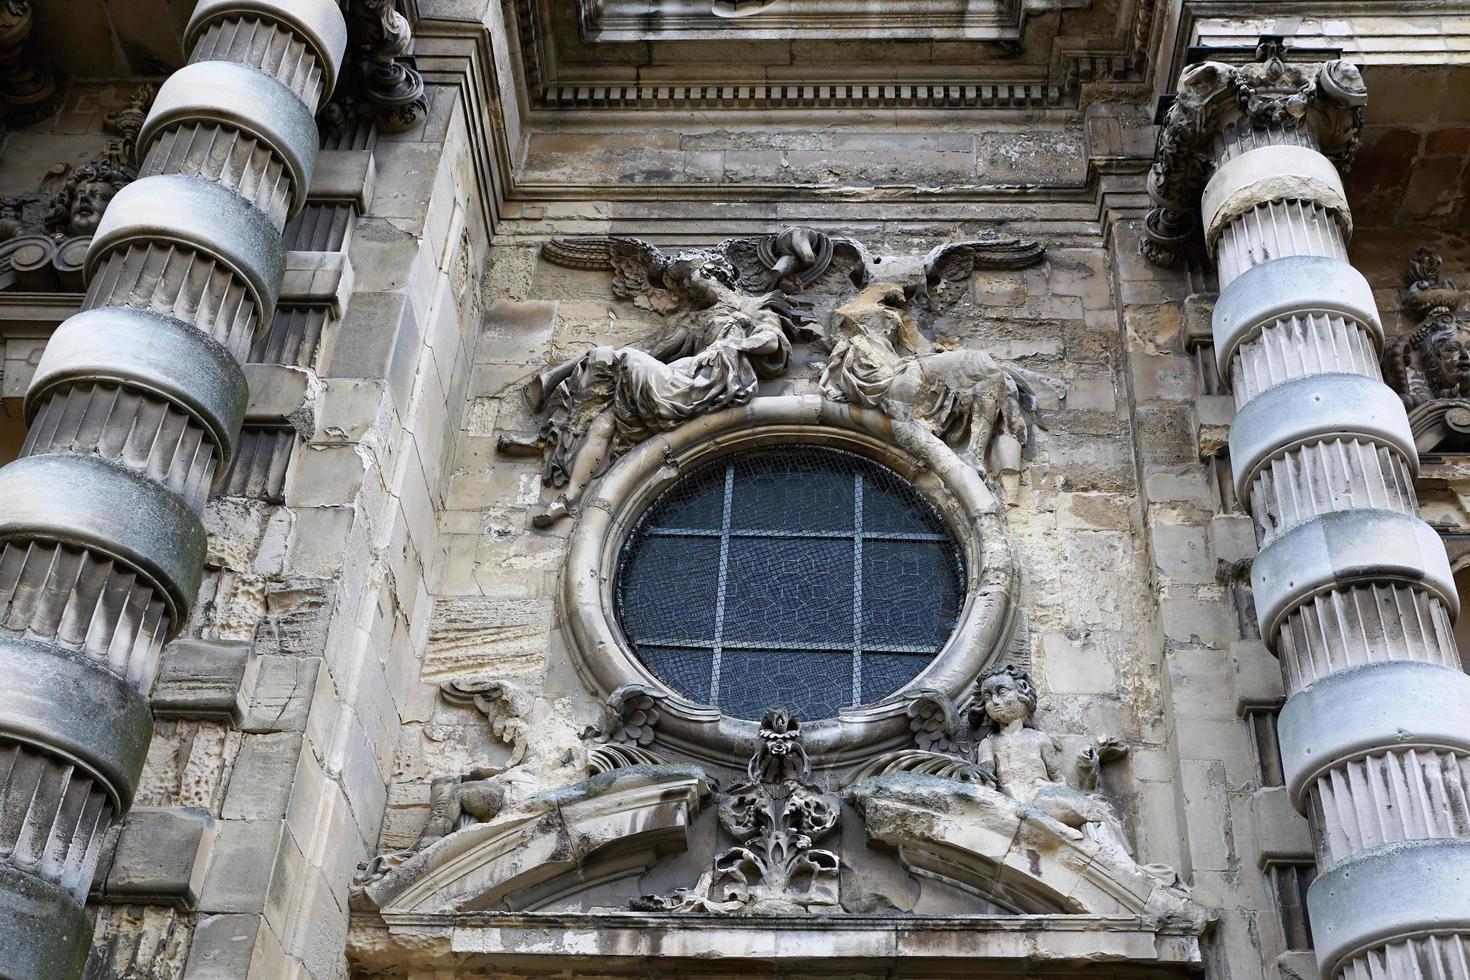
[850,773,1207,926]
[357,766,710,915]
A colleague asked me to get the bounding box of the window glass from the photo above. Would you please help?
[614,445,965,720]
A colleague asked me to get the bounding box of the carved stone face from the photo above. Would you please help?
[980,675,1030,727]
[68,179,116,236]
[1422,319,1470,397]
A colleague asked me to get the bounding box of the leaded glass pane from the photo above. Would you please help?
[614,445,966,721]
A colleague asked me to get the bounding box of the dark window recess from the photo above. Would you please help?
[1243,703,1285,787]
[1267,860,1316,950]
[615,445,965,721]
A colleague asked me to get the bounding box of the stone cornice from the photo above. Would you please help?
[495,0,1152,113]
[581,0,1042,43]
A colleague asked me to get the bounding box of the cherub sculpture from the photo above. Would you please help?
[820,281,1035,486]
[971,664,1132,860]
[502,241,795,526]
[385,679,586,866]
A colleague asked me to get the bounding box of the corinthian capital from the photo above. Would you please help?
[1142,38,1367,266]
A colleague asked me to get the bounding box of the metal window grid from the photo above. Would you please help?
[615,446,964,719]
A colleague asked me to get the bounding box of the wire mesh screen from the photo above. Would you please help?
[615,445,967,721]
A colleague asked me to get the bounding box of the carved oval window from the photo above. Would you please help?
[613,445,966,721]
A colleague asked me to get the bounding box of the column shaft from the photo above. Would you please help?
[0,2,344,977]
[1198,76,1470,979]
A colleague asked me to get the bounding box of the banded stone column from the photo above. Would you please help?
[1147,42,1470,980]
[0,1,344,976]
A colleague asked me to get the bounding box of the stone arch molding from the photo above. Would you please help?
[560,394,1020,769]
[356,767,1201,926]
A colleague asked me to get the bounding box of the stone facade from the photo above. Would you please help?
[0,1,1465,979]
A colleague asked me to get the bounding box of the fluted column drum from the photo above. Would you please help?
[1149,48,1470,980]
[0,1,344,976]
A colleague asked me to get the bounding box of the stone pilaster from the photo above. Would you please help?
[0,1,344,977]
[1149,40,1470,980]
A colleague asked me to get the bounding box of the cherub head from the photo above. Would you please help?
[59,160,133,236]
[972,663,1039,736]
[1418,314,1470,399]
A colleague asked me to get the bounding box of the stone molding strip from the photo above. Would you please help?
[140,61,322,215]
[1277,661,1470,812]
[1227,372,1416,502]
[27,308,249,467]
[537,82,1069,112]
[0,454,208,629]
[1251,509,1456,649]
[87,175,288,326]
[1212,256,1381,379]
[1202,144,1351,251]
[0,638,154,812]
[1308,838,1470,979]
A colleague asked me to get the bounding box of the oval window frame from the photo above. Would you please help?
[562,394,1018,768]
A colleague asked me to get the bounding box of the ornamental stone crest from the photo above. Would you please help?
[1383,248,1470,452]
[634,709,843,914]
[501,227,1047,524]
[0,83,154,291]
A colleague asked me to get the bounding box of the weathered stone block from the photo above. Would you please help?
[222,734,305,822]
[423,595,554,678]
[1152,522,1213,584]
[309,149,375,210]
[151,640,255,724]
[101,806,216,908]
[243,363,313,429]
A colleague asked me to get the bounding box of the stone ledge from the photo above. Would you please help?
[352,911,1206,976]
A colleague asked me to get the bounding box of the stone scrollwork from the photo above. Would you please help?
[322,0,429,136]
[516,227,1045,525]
[0,0,61,125]
[634,709,843,914]
[1143,36,1366,266]
[1383,248,1470,452]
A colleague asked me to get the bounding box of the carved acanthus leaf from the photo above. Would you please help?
[1143,38,1366,266]
[440,678,536,766]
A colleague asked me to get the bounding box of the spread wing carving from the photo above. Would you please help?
[541,236,678,310]
[916,237,1045,308]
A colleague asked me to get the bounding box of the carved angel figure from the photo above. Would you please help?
[971,664,1132,860]
[503,243,792,526]
[820,281,1034,480]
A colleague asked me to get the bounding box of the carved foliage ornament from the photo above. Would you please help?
[1143,38,1366,266]
[512,227,1046,525]
[321,0,428,137]
[634,709,842,914]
